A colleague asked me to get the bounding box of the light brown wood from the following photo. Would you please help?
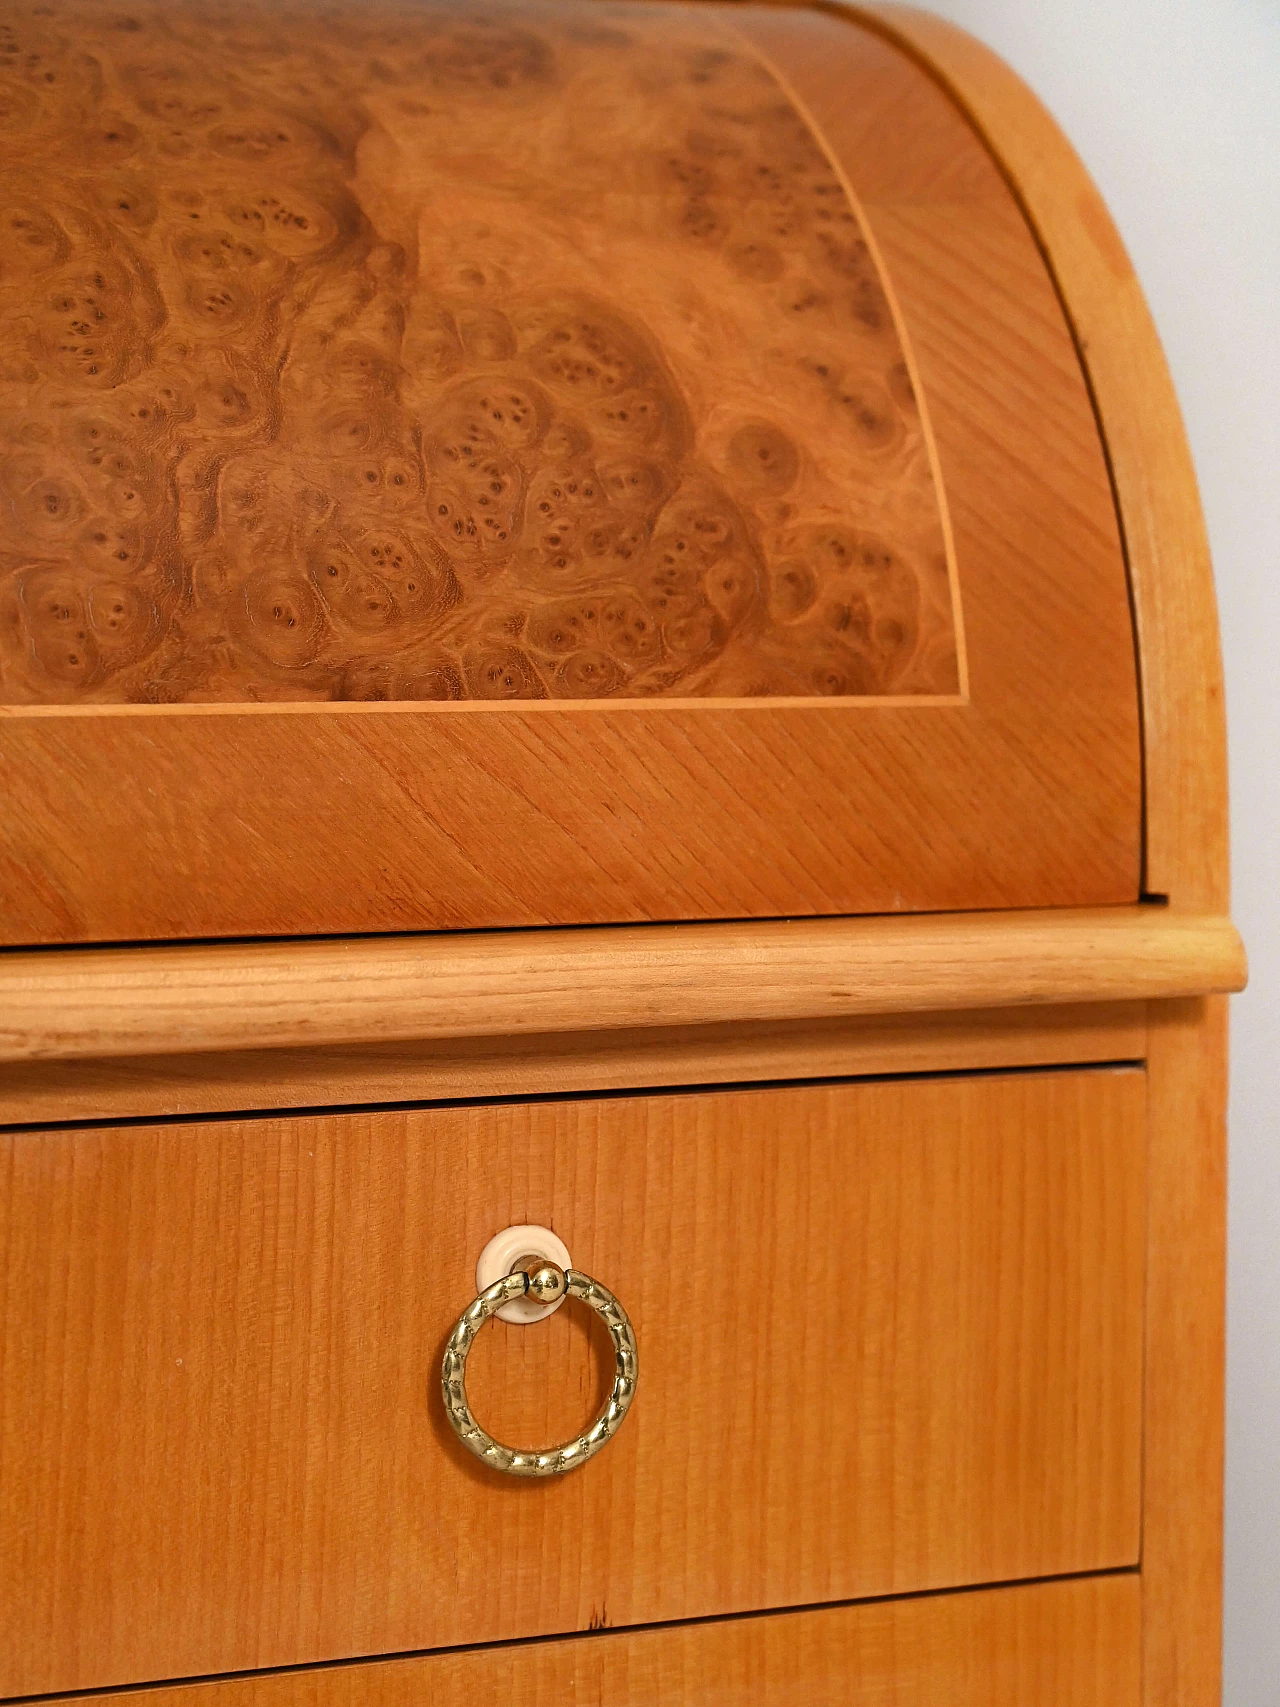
[0,12,1240,1707]
[0,904,1234,1072]
[51,1575,1142,1707]
[855,0,1227,909]
[0,905,1242,1066]
[829,13,1235,1706]
[0,0,1142,944]
[0,1001,1147,1126]
[1142,995,1228,1707]
[0,1069,1144,1694]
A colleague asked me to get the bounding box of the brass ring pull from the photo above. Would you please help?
[441,1260,638,1477]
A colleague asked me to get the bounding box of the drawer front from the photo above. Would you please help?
[51,1577,1140,1707]
[0,1069,1144,1693]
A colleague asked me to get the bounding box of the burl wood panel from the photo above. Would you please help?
[50,1576,1143,1707]
[0,1070,1145,1695]
[0,0,954,703]
[0,4,1141,941]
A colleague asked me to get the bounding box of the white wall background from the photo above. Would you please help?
[905,2,1280,1697]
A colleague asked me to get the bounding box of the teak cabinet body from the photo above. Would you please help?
[0,2,1241,1706]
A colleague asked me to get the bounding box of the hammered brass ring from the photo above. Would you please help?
[441,1265,638,1477]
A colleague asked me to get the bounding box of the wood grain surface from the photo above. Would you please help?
[0,0,957,705]
[0,904,1243,1065]
[0,908,1242,1065]
[847,13,1236,1706]
[49,1575,1142,1707]
[0,0,1141,942]
[858,0,1226,908]
[0,1069,1145,1694]
[1142,996,1229,1707]
[0,1001,1148,1126]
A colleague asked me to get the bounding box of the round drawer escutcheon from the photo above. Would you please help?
[441,1261,638,1477]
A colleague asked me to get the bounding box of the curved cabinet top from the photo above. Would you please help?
[0,0,1146,942]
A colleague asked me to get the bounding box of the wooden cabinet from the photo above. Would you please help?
[0,1070,1143,1694]
[0,1,1242,1704]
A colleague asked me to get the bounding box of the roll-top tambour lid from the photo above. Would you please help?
[0,0,1142,943]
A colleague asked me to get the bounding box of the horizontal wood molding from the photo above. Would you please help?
[0,906,1243,1066]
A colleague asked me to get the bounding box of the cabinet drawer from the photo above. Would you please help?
[0,1069,1144,1694]
[51,1576,1141,1707]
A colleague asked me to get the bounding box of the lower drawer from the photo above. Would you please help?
[56,1577,1141,1706]
[0,1069,1144,1694]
